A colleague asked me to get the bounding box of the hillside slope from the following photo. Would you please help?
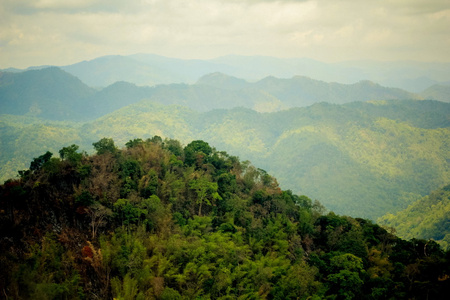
[1,138,449,299]
[421,84,450,103]
[1,100,448,220]
[379,184,450,249]
[199,101,450,218]
[0,68,95,120]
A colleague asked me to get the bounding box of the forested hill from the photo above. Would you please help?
[197,73,421,107]
[0,68,151,121]
[379,184,450,249]
[420,84,450,103]
[1,138,449,299]
[0,68,96,120]
[1,100,449,220]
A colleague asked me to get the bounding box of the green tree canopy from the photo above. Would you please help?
[30,151,53,171]
[93,137,117,155]
[59,144,83,164]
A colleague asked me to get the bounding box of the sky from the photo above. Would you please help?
[1,0,450,69]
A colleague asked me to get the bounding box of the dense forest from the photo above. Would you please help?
[1,137,449,299]
[2,99,449,220]
[379,184,450,249]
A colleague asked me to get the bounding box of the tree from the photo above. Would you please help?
[30,151,53,171]
[184,140,213,166]
[113,198,146,226]
[59,144,83,164]
[189,176,221,216]
[165,138,183,157]
[93,138,117,155]
[86,202,113,239]
[327,253,364,299]
[149,135,163,144]
[125,138,144,149]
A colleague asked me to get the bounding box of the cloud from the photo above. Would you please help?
[3,0,134,14]
[1,0,449,68]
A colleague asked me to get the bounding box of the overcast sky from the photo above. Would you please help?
[1,0,449,68]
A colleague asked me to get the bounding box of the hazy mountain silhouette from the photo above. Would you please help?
[11,54,444,92]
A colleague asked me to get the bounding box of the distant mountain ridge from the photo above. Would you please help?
[3,54,450,92]
[0,67,96,120]
[421,84,450,102]
[0,67,428,121]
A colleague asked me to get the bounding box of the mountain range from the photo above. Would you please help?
[0,67,434,121]
[0,60,449,222]
[4,54,450,92]
[1,54,449,299]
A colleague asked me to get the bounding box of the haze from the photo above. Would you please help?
[1,0,450,69]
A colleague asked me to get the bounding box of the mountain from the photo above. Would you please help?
[1,138,449,299]
[250,76,420,107]
[421,84,450,102]
[112,74,421,112]
[0,115,83,184]
[61,55,181,87]
[0,68,157,121]
[7,54,450,92]
[0,68,423,121]
[331,60,450,92]
[196,73,421,106]
[0,67,95,120]
[95,54,450,91]
[86,81,153,117]
[196,100,450,219]
[196,72,250,90]
[61,54,234,87]
[2,100,448,220]
[379,184,450,249]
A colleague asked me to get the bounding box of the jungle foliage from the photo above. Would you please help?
[379,184,450,250]
[1,138,449,299]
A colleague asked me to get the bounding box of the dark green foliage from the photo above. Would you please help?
[120,159,142,197]
[164,139,184,158]
[125,138,144,149]
[184,140,213,167]
[76,190,94,206]
[59,144,83,164]
[9,233,84,299]
[93,137,117,155]
[30,151,53,171]
[113,198,146,226]
[139,170,159,199]
[1,138,449,299]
